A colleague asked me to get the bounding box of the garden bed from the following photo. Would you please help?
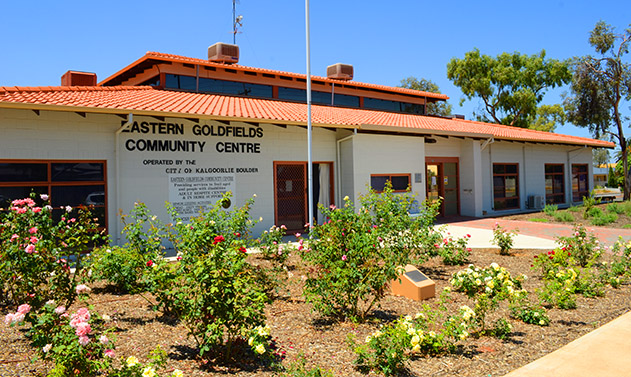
[504,202,631,229]
[3,248,631,377]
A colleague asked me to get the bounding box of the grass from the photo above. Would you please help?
[528,218,550,223]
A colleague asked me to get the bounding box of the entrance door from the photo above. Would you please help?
[426,158,459,216]
[274,162,307,232]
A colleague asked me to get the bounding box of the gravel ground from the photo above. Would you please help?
[2,248,630,377]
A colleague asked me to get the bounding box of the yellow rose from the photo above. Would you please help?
[255,344,265,354]
[126,356,139,367]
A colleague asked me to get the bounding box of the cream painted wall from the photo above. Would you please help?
[345,133,426,205]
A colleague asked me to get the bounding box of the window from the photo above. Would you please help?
[363,97,425,115]
[370,174,411,192]
[572,164,589,202]
[493,164,519,210]
[545,164,565,204]
[0,160,107,228]
[165,74,273,98]
[277,87,360,107]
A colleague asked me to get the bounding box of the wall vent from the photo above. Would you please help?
[208,42,239,64]
[326,63,353,80]
[61,71,97,86]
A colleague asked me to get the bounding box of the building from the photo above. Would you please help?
[0,44,614,243]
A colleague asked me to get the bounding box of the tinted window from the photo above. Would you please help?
[51,163,104,182]
[0,163,48,182]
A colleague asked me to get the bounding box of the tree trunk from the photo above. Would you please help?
[623,142,630,201]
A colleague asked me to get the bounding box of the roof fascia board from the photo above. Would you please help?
[359,123,493,139]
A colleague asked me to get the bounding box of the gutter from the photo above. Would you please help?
[115,113,134,244]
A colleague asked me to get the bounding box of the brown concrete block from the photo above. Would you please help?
[390,264,435,301]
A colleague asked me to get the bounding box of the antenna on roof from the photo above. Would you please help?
[232,0,243,44]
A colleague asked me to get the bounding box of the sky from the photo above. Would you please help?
[2,0,629,143]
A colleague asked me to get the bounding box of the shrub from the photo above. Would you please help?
[258,224,291,263]
[556,224,602,267]
[543,204,558,216]
[280,355,333,377]
[567,205,581,213]
[607,202,625,214]
[159,193,271,360]
[0,195,105,310]
[450,263,525,333]
[590,212,618,226]
[351,302,475,376]
[510,303,550,326]
[491,223,518,255]
[529,218,549,223]
[85,202,166,294]
[537,268,578,309]
[492,318,513,340]
[582,192,600,219]
[437,234,471,265]
[553,211,575,222]
[300,186,438,321]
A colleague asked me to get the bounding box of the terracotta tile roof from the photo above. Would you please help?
[0,85,614,148]
[99,51,449,101]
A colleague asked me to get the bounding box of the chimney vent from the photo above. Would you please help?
[61,71,97,86]
[327,63,353,80]
[208,42,239,64]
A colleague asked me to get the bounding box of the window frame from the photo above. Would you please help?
[545,163,565,204]
[370,173,411,193]
[0,159,108,231]
[572,164,589,202]
[493,163,520,210]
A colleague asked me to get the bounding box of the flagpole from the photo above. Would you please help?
[305,0,314,230]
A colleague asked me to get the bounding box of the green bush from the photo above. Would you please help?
[161,193,271,360]
[567,205,581,213]
[553,211,574,222]
[607,202,625,214]
[0,195,105,310]
[543,204,558,216]
[586,206,603,218]
[590,212,618,226]
[280,355,333,377]
[437,235,471,265]
[582,192,600,219]
[529,217,550,223]
[492,223,518,255]
[556,224,602,267]
[300,185,438,321]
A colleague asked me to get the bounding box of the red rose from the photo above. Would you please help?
[239,247,247,253]
[146,260,153,267]
[213,235,225,245]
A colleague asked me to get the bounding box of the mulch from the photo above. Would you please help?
[2,248,631,377]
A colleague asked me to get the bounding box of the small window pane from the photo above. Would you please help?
[0,163,48,182]
[370,176,388,192]
[278,87,306,102]
[51,163,104,182]
[390,176,410,191]
[0,186,47,208]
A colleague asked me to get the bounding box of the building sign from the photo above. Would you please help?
[168,171,236,222]
[121,121,263,154]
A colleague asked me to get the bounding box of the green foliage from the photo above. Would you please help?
[607,202,625,214]
[509,293,550,326]
[492,223,518,255]
[567,205,582,212]
[437,234,471,265]
[450,263,525,332]
[447,48,571,130]
[543,204,558,216]
[528,218,550,223]
[258,224,293,264]
[492,318,513,340]
[0,195,105,310]
[399,76,452,117]
[300,185,438,321]
[351,299,475,376]
[85,202,166,294]
[590,212,618,226]
[280,355,334,377]
[159,193,270,360]
[553,211,575,222]
[565,21,631,199]
[557,224,603,267]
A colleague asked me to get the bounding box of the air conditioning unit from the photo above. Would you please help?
[528,195,545,210]
[326,63,353,80]
[208,42,239,64]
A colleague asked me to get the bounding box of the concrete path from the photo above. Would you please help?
[502,310,631,377]
[439,217,631,249]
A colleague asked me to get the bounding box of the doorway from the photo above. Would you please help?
[426,157,459,217]
[274,161,333,231]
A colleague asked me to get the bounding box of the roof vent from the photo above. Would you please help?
[452,114,465,120]
[208,42,239,64]
[61,71,97,86]
[327,63,353,80]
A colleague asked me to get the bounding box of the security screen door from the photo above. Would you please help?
[274,162,333,232]
[426,158,459,217]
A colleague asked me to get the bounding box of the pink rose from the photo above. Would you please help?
[104,349,115,358]
[40,194,49,201]
[75,322,91,337]
[76,308,90,321]
[12,312,25,323]
[17,304,31,314]
[10,234,18,242]
[99,335,109,344]
[341,255,347,261]
[28,227,38,234]
[4,313,14,325]
[30,236,39,244]
[78,336,90,346]
[32,207,42,213]
[75,284,91,295]
[25,244,35,254]
[55,306,66,315]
